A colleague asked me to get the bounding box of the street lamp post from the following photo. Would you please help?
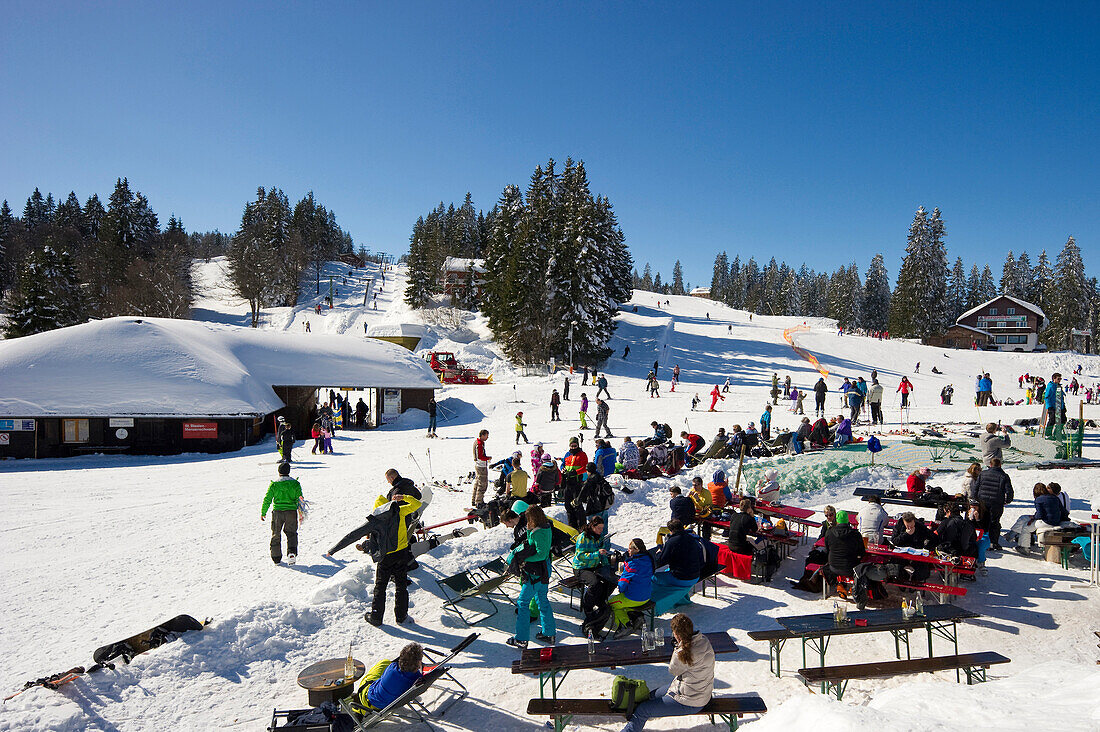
[569,320,577,371]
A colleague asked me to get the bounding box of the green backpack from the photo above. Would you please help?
[609,675,651,713]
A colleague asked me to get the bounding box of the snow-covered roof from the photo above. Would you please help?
[957,295,1049,328]
[442,257,487,274]
[690,287,710,295]
[951,324,994,337]
[366,323,427,338]
[0,317,441,418]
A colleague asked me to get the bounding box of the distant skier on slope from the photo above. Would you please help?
[709,385,724,412]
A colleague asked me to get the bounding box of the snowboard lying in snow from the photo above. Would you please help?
[92,614,207,665]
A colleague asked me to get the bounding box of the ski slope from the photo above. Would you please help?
[2,271,1099,731]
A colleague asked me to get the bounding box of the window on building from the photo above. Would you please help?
[63,419,89,443]
[1008,335,1027,344]
[996,321,1006,328]
[989,307,998,315]
[1006,307,1015,315]
[995,336,1007,344]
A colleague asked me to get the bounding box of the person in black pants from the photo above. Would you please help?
[550,389,561,421]
[813,378,828,417]
[368,493,422,627]
[975,457,1014,550]
[426,397,437,437]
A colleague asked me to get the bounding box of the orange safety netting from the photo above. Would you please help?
[783,325,830,378]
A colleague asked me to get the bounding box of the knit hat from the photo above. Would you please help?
[836,510,849,523]
[542,454,553,465]
[511,499,530,514]
[713,470,727,484]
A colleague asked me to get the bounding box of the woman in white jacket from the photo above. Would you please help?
[620,613,714,732]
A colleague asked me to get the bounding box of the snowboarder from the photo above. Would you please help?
[709,385,724,411]
[366,492,423,627]
[261,462,304,565]
[596,374,610,400]
[550,389,561,421]
[579,394,590,429]
[515,412,529,444]
[594,397,612,438]
[722,376,731,393]
[427,397,437,437]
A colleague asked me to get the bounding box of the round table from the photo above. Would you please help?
[296,658,365,706]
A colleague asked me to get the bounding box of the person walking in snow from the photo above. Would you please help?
[261,461,304,565]
[515,412,529,444]
[709,385,724,412]
[582,365,589,386]
[783,375,791,398]
[579,394,590,429]
[770,373,780,405]
[550,389,561,421]
[472,429,490,508]
[304,321,311,332]
[868,379,884,425]
[647,373,661,398]
[563,375,571,401]
[594,397,612,438]
[670,365,680,393]
[596,374,610,400]
[276,417,295,463]
[622,345,630,359]
[722,376,731,393]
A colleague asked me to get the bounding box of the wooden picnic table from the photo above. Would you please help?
[511,631,738,699]
[754,604,978,689]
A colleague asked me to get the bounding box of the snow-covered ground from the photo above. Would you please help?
[2,266,1099,731]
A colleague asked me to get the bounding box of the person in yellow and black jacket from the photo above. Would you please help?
[365,492,422,627]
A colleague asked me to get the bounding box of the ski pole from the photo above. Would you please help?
[426,449,434,479]
[408,452,429,482]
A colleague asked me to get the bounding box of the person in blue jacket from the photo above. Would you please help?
[652,520,704,589]
[607,537,654,635]
[760,404,773,441]
[593,439,618,476]
[834,416,853,446]
[1043,373,1065,434]
[668,486,696,526]
[353,643,424,711]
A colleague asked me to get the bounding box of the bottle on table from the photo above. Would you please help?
[587,630,595,656]
[345,643,355,681]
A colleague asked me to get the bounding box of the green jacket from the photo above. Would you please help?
[572,531,607,571]
[262,477,303,516]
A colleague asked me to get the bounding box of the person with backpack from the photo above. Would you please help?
[261,462,304,565]
[366,491,423,626]
[506,505,556,649]
[578,463,615,533]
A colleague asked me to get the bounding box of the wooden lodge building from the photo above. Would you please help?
[0,317,440,459]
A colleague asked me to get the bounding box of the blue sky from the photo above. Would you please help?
[1,2,1097,286]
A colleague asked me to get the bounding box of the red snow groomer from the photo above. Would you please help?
[426,351,493,385]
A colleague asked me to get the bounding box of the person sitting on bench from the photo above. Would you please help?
[817,505,839,540]
[688,477,713,538]
[668,486,696,526]
[935,502,977,557]
[891,512,936,582]
[822,510,864,587]
[352,643,424,712]
[1016,482,1072,553]
[753,469,781,503]
[726,498,760,556]
[707,470,732,509]
[618,613,715,732]
[575,516,615,635]
[652,520,704,589]
[606,537,654,638]
[857,495,889,545]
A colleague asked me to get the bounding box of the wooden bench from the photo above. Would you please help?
[528,694,767,732]
[797,651,1010,700]
[804,563,966,601]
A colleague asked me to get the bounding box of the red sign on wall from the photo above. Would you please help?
[182,422,218,439]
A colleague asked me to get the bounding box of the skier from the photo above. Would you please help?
[261,462,304,565]
[622,345,630,359]
[426,397,437,437]
[515,412,529,444]
[813,377,828,417]
[594,398,612,438]
[304,321,311,333]
[770,373,780,405]
[670,365,680,393]
[868,379,884,424]
[915,362,920,373]
[783,375,791,398]
[728,324,732,334]
[596,374,610,400]
[276,417,295,463]
[550,389,561,421]
[897,376,914,410]
[691,393,701,411]
[709,384,724,412]
[722,376,731,393]
[579,393,590,429]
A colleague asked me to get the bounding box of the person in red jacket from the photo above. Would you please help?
[709,385,724,411]
[897,377,914,408]
[680,431,705,458]
[472,429,490,507]
[906,466,930,493]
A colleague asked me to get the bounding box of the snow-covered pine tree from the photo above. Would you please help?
[1028,250,1054,313]
[652,272,663,293]
[888,207,928,336]
[672,260,685,295]
[861,253,891,330]
[641,263,654,291]
[918,208,950,334]
[54,192,84,233]
[948,257,967,320]
[965,264,982,310]
[978,265,997,303]
[725,255,743,309]
[83,194,105,241]
[1049,235,1089,349]
[762,258,782,314]
[1000,251,1017,295]
[742,258,761,313]
[781,267,802,316]
[596,196,632,305]
[3,243,86,337]
[709,252,728,303]
[482,186,525,352]
[1014,252,1032,297]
